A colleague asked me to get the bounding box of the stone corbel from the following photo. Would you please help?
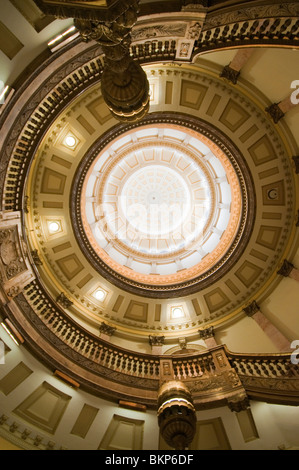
[220,49,254,85]
[278,259,299,283]
[293,156,299,174]
[220,65,240,85]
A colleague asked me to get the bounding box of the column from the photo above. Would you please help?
[220,49,255,84]
[199,326,217,349]
[244,301,290,351]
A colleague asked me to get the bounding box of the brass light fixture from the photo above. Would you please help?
[157,381,197,450]
[34,0,150,122]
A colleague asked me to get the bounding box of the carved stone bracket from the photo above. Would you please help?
[31,250,43,266]
[199,326,215,339]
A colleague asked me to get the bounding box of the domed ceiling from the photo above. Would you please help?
[1,0,299,451]
[23,59,295,343]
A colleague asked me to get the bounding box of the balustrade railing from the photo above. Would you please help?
[227,352,298,379]
[2,54,105,213]
[195,17,299,54]
[22,280,161,381]
[172,354,216,380]
[21,280,299,385]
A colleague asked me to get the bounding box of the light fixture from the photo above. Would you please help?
[93,288,106,302]
[48,26,78,52]
[64,135,77,149]
[0,85,9,104]
[172,306,184,319]
[48,221,61,233]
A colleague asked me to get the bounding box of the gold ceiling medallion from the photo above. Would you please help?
[34,0,150,122]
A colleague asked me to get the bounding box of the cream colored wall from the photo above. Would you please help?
[2,322,299,451]
[0,0,73,85]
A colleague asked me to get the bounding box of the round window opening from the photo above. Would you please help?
[73,115,255,298]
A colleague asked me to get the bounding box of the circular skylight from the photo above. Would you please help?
[120,165,191,237]
[81,121,243,287]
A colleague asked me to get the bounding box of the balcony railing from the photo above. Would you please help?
[0,279,294,408]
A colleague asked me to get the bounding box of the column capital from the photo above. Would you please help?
[243,300,260,317]
[149,335,165,347]
[220,65,240,85]
[227,395,250,413]
[56,292,73,309]
[293,156,299,174]
[265,103,285,123]
[99,322,116,337]
[198,326,215,339]
[277,259,294,277]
